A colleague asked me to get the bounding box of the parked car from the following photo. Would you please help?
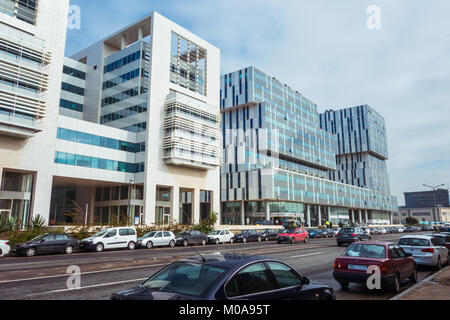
[370,228,380,235]
[138,231,176,249]
[336,227,371,246]
[398,235,449,270]
[261,229,280,241]
[333,241,417,293]
[207,229,235,244]
[175,230,208,246]
[111,253,336,300]
[80,227,137,252]
[425,233,450,251]
[397,227,405,233]
[439,226,450,233]
[404,227,415,233]
[379,228,387,234]
[277,227,309,244]
[321,229,335,238]
[13,233,79,257]
[255,220,274,226]
[332,228,341,236]
[234,230,266,243]
[0,240,11,257]
[308,229,325,239]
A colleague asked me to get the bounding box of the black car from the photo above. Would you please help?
[256,220,274,226]
[111,253,336,300]
[261,229,280,241]
[175,230,208,246]
[336,227,371,246]
[234,230,266,243]
[404,227,415,233]
[13,233,79,257]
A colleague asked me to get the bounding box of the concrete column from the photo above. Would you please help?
[193,189,200,224]
[365,210,369,224]
[306,205,311,227]
[351,210,355,223]
[265,201,271,221]
[138,27,144,41]
[358,209,362,224]
[240,201,245,226]
[121,36,126,50]
[318,206,322,227]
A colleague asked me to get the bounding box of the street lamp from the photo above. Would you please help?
[423,184,445,223]
[127,179,134,227]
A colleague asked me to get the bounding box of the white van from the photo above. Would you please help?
[80,227,137,252]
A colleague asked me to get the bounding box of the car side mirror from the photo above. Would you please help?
[405,253,412,257]
[40,239,45,243]
[301,276,310,285]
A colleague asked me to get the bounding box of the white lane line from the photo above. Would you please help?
[27,278,148,297]
[288,252,324,259]
[0,263,167,284]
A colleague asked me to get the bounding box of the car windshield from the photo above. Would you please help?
[31,234,46,241]
[344,244,386,258]
[143,232,157,238]
[92,230,108,237]
[141,262,226,297]
[178,231,189,237]
[309,229,318,232]
[209,231,221,235]
[399,238,430,247]
[283,229,296,233]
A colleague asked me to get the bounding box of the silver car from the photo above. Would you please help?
[138,231,176,249]
[0,240,10,257]
[398,235,449,270]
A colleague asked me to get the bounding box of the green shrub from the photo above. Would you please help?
[8,230,41,247]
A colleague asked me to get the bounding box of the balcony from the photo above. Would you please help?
[0,112,43,138]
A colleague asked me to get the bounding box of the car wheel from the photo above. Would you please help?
[257,236,262,242]
[128,242,136,250]
[96,243,104,252]
[243,237,247,243]
[291,237,295,244]
[304,237,308,244]
[0,249,2,256]
[392,274,401,294]
[169,240,175,248]
[215,239,219,245]
[26,247,36,257]
[146,241,153,249]
[230,238,234,244]
[183,240,188,247]
[337,242,342,247]
[201,239,206,246]
[65,245,73,254]
[339,281,349,290]
[409,268,418,283]
[436,257,442,270]
[265,237,269,242]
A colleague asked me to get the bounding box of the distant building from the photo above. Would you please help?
[394,189,450,223]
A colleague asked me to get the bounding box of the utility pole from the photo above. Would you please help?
[127,179,133,226]
[423,184,445,223]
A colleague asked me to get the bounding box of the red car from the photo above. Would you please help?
[333,242,417,293]
[277,227,309,244]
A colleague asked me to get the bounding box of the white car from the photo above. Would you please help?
[207,229,235,244]
[0,240,10,257]
[80,227,137,252]
[397,227,405,233]
[138,231,176,249]
[398,235,449,270]
[379,228,387,234]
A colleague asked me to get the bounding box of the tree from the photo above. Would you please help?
[405,217,419,225]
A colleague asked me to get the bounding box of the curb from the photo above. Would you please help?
[390,266,449,300]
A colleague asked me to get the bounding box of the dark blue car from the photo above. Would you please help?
[111,253,336,300]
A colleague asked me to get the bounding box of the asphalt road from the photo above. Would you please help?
[0,232,438,300]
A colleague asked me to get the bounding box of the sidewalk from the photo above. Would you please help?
[392,266,450,300]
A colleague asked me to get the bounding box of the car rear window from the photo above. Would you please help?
[340,228,355,234]
[399,238,430,247]
[344,244,386,258]
[142,262,226,297]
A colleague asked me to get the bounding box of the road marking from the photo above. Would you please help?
[26,277,148,297]
[288,252,324,259]
[0,263,167,284]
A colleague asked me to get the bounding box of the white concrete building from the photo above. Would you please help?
[0,0,70,228]
[3,11,221,228]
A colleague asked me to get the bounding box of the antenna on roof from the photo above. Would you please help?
[191,246,206,264]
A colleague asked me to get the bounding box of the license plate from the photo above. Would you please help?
[348,264,368,271]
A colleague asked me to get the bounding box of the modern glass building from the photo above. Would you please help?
[220,67,397,226]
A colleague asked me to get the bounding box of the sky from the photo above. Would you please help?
[66,0,450,206]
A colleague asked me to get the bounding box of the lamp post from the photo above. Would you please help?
[423,184,445,223]
[127,179,134,227]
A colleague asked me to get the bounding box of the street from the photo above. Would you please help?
[0,232,437,300]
